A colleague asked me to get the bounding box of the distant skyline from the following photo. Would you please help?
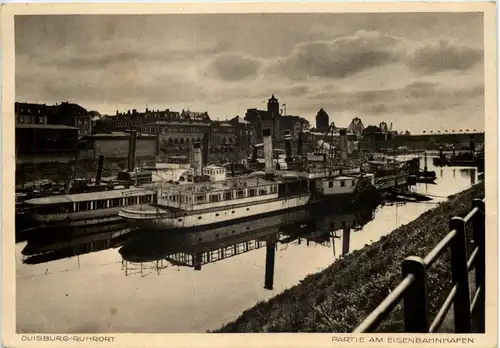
[15,13,484,133]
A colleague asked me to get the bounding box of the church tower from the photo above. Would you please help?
[267,94,280,140]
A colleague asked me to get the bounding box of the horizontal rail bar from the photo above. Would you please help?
[423,229,457,267]
[354,275,415,333]
[470,286,481,314]
[429,284,457,333]
[467,247,479,271]
[355,197,484,333]
[463,207,479,224]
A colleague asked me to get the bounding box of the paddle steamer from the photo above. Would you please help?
[119,130,312,231]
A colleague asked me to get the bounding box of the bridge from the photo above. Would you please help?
[354,198,485,333]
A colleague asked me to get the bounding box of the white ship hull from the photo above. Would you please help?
[119,194,312,231]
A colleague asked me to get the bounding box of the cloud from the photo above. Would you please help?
[406,40,483,75]
[301,81,483,117]
[19,37,226,71]
[205,53,262,81]
[14,15,484,130]
[271,30,404,80]
[16,55,207,106]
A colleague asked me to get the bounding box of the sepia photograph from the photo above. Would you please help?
[1,2,497,347]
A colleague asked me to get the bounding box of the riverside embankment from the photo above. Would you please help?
[214,182,485,333]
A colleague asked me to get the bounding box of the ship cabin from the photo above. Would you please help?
[155,175,309,212]
[366,159,407,177]
[156,156,191,170]
[25,188,157,222]
[116,170,153,187]
[316,176,358,196]
[316,174,376,197]
[202,165,227,182]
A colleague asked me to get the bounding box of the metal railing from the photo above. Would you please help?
[354,198,485,333]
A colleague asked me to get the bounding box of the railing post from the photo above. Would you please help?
[472,199,485,332]
[450,216,472,333]
[402,256,429,332]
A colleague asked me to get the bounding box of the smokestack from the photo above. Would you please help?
[339,129,348,161]
[469,136,476,152]
[284,130,292,158]
[155,123,161,157]
[193,142,203,177]
[95,155,105,185]
[297,132,303,156]
[202,132,210,165]
[127,129,137,172]
[263,128,274,180]
[251,146,258,161]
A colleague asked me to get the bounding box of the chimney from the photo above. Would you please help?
[297,132,303,156]
[251,146,258,161]
[155,123,161,157]
[263,128,274,180]
[469,136,476,152]
[339,129,348,161]
[193,142,203,177]
[284,130,292,158]
[202,132,210,165]
[95,155,105,185]
[127,129,137,172]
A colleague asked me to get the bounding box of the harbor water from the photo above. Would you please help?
[16,158,479,333]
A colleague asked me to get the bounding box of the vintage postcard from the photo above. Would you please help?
[1,2,497,348]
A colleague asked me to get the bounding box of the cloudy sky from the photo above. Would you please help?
[15,13,484,133]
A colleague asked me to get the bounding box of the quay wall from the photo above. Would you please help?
[214,182,485,333]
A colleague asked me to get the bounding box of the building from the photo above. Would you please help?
[49,102,92,136]
[78,132,158,159]
[15,102,54,126]
[280,115,310,140]
[137,121,210,151]
[244,94,310,142]
[137,120,244,152]
[209,121,237,150]
[315,108,329,133]
[228,115,255,151]
[106,108,211,131]
[244,94,282,142]
[268,95,280,140]
[293,118,309,139]
[15,102,92,137]
[16,124,79,156]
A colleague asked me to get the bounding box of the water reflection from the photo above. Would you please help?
[21,224,133,265]
[118,202,378,284]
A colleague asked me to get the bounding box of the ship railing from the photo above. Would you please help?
[354,198,485,333]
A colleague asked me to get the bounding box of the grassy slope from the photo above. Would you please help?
[214,183,485,333]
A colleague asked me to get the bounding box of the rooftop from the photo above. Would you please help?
[25,187,157,205]
[16,124,78,130]
[142,121,210,127]
[83,132,157,138]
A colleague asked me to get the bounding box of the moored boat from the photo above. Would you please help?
[23,187,158,228]
[118,174,312,231]
[119,130,313,231]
